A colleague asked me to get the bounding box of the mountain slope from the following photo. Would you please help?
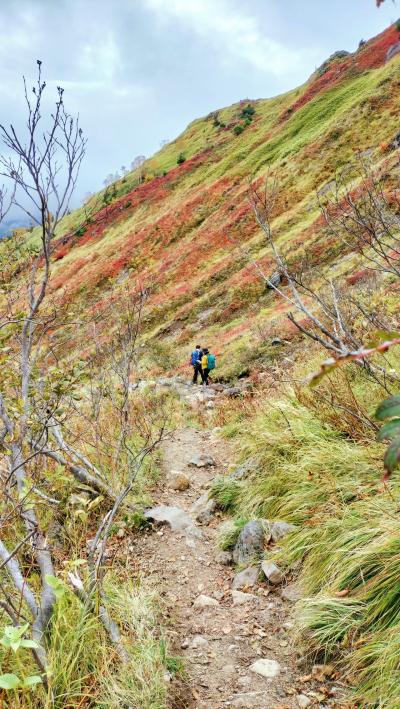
[3,24,400,376]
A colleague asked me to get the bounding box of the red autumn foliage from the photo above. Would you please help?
[280,24,400,121]
[346,268,371,285]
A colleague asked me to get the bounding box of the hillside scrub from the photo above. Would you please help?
[211,353,400,705]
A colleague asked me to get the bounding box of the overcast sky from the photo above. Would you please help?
[0,0,397,208]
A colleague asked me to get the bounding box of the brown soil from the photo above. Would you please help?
[134,424,344,709]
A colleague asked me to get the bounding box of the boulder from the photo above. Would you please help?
[189,453,215,468]
[271,337,283,346]
[387,42,400,62]
[297,695,312,708]
[250,658,281,679]
[261,560,284,585]
[266,271,281,289]
[168,472,190,491]
[233,520,265,565]
[269,520,297,543]
[232,566,260,590]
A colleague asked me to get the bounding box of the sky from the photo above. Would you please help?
[0,0,398,212]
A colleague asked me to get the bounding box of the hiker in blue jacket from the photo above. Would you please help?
[190,344,203,384]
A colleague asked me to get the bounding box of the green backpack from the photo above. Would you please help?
[207,354,216,370]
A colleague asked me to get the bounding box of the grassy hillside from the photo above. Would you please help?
[3,23,398,380]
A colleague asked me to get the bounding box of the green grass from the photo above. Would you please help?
[218,379,400,705]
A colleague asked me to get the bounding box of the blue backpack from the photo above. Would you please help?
[191,350,201,365]
[207,354,216,370]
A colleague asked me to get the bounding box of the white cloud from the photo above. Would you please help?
[143,0,316,75]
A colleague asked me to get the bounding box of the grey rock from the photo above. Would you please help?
[261,560,284,585]
[190,634,209,648]
[281,584,302,602]
[215,550,233,566]
[191,492,217,525]
[144,505,201,540]
[233,520,265,565]
[193,594,219,609]
[232,565,260,590]
[224,386,242,398]
[266,271,281,289]
[269,520,297,543]
[231,590,258,606]
[250,658,281,679]
[271,337,283,346]
[188,453,215,468]
[230,692,272,708]
[387,42,400,62]
[316,50,349,76]
[229,459,254,480]
[297,694,312,708]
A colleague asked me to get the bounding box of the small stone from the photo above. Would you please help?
[215,550,233,566]
[281,584,301,602]
[168,472,190,491]
[189,453,215,468]
[231,590,258,606]
[232,566,260,590]
[180,638,189,649]
[229,460,254,480]
[250,658,281,679]
[261,560,284,585]
[220,663,235,675]
[191,635,209,648]
[193,594,219,609]
[191,492,217,525]
[229,693,271,708]
[297,694,312,708]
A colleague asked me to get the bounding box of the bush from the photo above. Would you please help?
[233,124,244,136]
[240,104,255,119]
[177,153,186,165]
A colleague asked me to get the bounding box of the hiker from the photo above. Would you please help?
[201,347,216,385]
[190,344,203,384]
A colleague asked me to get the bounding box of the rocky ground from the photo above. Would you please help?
[133,381,347,708]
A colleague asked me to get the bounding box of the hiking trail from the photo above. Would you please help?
[134,382,341,709]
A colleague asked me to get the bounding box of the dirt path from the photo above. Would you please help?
[135,424,305,709]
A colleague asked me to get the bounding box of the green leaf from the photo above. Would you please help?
[376,396,400,421]
[20,639,39,650]
[377,419,400,442]
[45,574,66,599]
[384,437,400,476]
[22,675,42,687]
[366,330,400,347]
[0,673,21,689]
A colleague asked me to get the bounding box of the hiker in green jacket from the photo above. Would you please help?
[201,348,216,385]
